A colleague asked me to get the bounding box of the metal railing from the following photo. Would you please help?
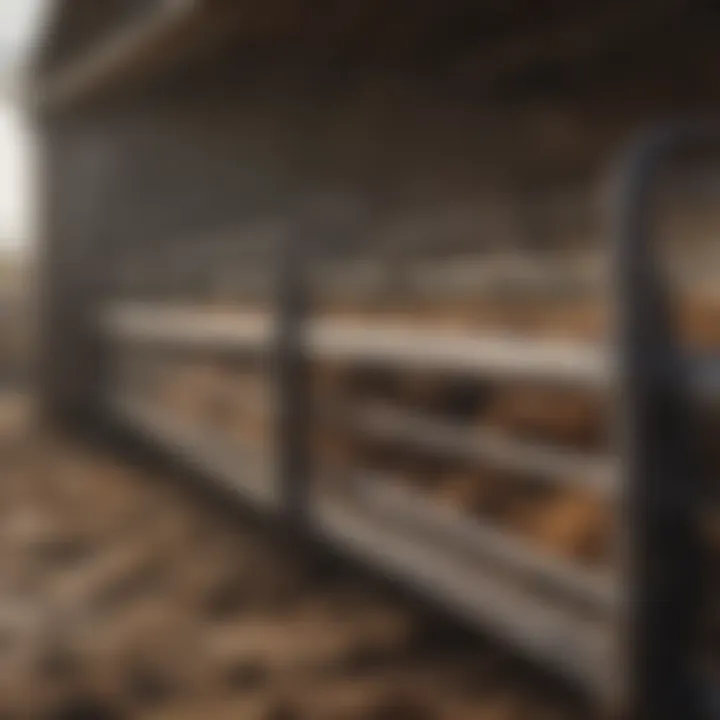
[611,122,717,720]
[97,125,716,718]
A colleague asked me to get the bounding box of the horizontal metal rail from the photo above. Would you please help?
[345,472,617,609]
[106,305,272,350]
[113,395,277,507]
[114,364,613,496]
[312,247,720,299]
[110,393,611,693]
[102,304,608,385]
[315,497,609,694]
[102,303,720,396]
[346,403,615,496]
[114,237,720,298]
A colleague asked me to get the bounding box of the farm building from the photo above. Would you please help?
[29,2,718,718]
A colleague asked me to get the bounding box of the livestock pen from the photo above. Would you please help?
[30,2,719,717]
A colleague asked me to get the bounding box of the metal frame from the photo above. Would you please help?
[276,222,312,526]
[612,123,715,720]
[112,393,610,691]
[102,303,720,395]
[94,123,715,718]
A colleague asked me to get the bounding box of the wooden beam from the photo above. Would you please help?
[30,0,223,111]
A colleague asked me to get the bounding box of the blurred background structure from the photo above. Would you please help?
[0,1,44,392]
[0,1,717,718]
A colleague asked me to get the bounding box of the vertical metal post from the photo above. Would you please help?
[612,124,710,720]
[276,221,312,526]
[37,118,117,430]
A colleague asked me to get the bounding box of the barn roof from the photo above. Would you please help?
[31,0,708,114]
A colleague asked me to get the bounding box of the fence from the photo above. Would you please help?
[49,122,711,719]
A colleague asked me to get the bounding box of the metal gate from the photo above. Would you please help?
[69,123,718,719]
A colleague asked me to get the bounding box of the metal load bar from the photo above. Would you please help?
[112,392,610,693]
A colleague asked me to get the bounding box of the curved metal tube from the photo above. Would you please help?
[610,121,717,720]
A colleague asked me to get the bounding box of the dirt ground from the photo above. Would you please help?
[0,395,591,720]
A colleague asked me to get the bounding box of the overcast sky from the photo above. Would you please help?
[0,0,47,250]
